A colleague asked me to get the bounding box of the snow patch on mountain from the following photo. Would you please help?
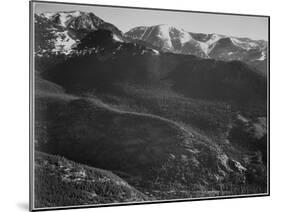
[206,34,224,46]
[231,37,258,50]
[257,51,266,61]
[205,34,225,54]
[113,34,124,42]
[41,12,55,19]
[140,27,149,39]
[57,13,71,27]
[178,29,193,43]
[198,42,209,55]
[152,49,160,55]
[156,25,173,49]
[52,31,77,54]
[231,38,246,49]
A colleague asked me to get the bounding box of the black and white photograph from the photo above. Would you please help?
[30,0,269,210]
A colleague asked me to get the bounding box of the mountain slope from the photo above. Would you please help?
[35,73,267,199]
[125,25,208,57]
[34,151,148,208]
[42,42,266,109]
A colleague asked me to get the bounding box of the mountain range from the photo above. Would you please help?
[34,11,267,75]
[126,25,267,60]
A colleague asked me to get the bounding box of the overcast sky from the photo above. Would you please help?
[34,2,268,40]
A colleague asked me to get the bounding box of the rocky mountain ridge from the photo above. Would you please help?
[125,24,267,74]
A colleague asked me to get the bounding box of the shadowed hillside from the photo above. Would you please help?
[41,34,266,108]
[34,152,147,208]
[35,75,267,200]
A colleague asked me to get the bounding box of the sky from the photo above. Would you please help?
[34,2,268,40]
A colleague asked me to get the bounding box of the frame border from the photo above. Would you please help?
[29,0,270,211]
[29,1,34,211]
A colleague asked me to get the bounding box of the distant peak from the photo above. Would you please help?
[155,24,178,30]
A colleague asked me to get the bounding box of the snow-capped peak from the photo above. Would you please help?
[39,10,105,30]
[35,11,124,56]
[157,24,193,43]
[40,11,84,27]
